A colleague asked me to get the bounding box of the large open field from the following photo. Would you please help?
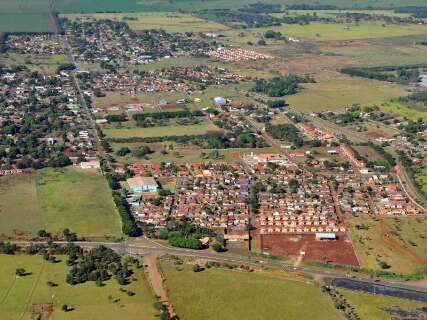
[348,215,427,275]
[0,13,51,33]
[0,168,121,239]
[286,72,407,113]
[0,53,69,74]
[415,166,427,195]
[339,289,426,320]
[63,12,229,33]
[0,254,158,320]
[102,121,222,139]
[161,259,342,320]
[380,102,427,121]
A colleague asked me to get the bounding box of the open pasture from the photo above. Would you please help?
[161,259,342,320]
[0,13,51,33]
[0,254,158,320]
[0,53,69,74]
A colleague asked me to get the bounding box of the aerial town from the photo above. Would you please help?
[0,1,427,320]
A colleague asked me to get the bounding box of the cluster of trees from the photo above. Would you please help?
[266,99,287,108]
[198,9,282,28]
[239,3,281,14]
[254,75,314,97]
[341,64,426,84]
[112,191,139,237]
[106,114,127,123]
[399,91,427,106]
[264,30,284,40]
[168,237,203,249]
[132,110,203,127]
[266,123,304,147]
[395,6,427,18]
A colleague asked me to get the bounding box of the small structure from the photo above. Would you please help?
[127,176,158,193]
[315,232,337,240]
[80,160,100,170]
[213,96,227,107]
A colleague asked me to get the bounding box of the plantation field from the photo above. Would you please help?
[102,121,222,139]
[0,255,158,320]
[161,260,342,320]
[348,215,427,274]
[339,289,426,320]
[63,12,228,33]
[286,72,407,112]
[379,102,427,121]
[256,22,427,41]
[0,13,51,33]
[0,168,121,239]
[0,53,69,73]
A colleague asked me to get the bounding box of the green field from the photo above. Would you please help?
[380,102,427,121]
[0,168,121,239]
[415,166,427,194]
[0,255,158,320]
[286,72,407,112]
[348,215,427,274]
[102,121,222,139]
[0,13,51,33]
[63,12,229,33]
[339,289,426,320]
[256,22,427,41]
[161,259,342,320]
[0,53,69,73]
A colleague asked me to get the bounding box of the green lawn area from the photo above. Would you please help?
[102,121,222,139]
[161,260,342,320]
[379,102,427,121]
[339,289,425,320]
[255,22,427,41]
[286,72,407,112]
[348,215,426,274]
[415,166,427,195]
[0,255,158,320]
[63,12,229,33]
[0,168,121,239]
[0,53,69,74]
[0,13,51,33]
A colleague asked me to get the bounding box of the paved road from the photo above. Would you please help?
[13,238,427,293]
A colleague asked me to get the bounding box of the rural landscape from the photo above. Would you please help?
[0,0,427,319]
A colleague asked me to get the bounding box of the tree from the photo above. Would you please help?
[15,268,27,276]
[212,243,224,252]
[192,264,203,272]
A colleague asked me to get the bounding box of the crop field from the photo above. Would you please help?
[0,53,69,74]
[347,215,427,275]
[161,260,342,320]
[338,289,426,320]
[0,255,158,320]
[63,12,229,33]
[286,72,407,112]
[0,13,51,33]
[256,22,427,42]
[0,168,121,239]
[102,121,222,139]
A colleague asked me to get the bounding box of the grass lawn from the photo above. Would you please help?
[0,168,121,239]
[0,13,51,33]
[348,215,426,274]
[0,255,158,320]
[286,72,407,113]
[161,260,342,320]
[255,22,427,41]
[339,289,426,320]
[63,12,229,33]
[0,53,69,74]
[37,167,121,239]
[102,121,222,139]
[379,102,427,121]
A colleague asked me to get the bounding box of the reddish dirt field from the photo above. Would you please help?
[260,233,360,267]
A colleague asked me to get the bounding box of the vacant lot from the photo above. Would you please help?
[0,255,158,320]
[286,72,407,112]
[339,289,426,320]
[380,102,427,121]
[63,12,228,33]
[102,121,222,139]
[0,168,121,239]
[0,53,69,74]
[161,259,342,320]
[348,215,427,274]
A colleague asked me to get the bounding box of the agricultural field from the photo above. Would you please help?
[102,121,222,139]
[0,53,69,74]
[0,254,158,320]
[0,13,51,33]
[0,168,121,239]
[286,72,407,113]
[338,289,426,320]
[63,12,229,33]
[160,259,342,320]
[415,167,427,195]
[347,215,427,275]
